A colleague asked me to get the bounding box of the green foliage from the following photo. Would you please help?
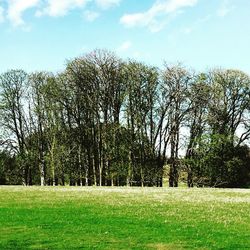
[185,134,250,187]
[0,152,21,184]
[0,51,250,187]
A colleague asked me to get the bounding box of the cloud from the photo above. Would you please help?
[95,0,121,10]
[36,0,89,17]
[7,0,40,26]
[84,10,99,21]
[217,0,234,18]
[0,5,4,23]
[182,14,210,35]
[0,0,122,27]
[120,0,198,32]
[36,0,120,18]
[132,51,141,59]
[117,40,132,52]
[183,27,192,34]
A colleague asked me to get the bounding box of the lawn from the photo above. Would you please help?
[0,186,250,249]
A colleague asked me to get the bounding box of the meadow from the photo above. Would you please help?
[0,186,250,249]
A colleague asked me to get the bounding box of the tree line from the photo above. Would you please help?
[0,50,250,188]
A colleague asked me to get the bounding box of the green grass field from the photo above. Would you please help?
[0,186,250,249]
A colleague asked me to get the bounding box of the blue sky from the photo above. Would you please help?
[0,0,249,74]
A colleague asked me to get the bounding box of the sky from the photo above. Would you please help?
[0,0,249,74]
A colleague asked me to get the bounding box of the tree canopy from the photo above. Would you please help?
[0,50,250,187]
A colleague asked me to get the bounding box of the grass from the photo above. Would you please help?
[0,186,250,249]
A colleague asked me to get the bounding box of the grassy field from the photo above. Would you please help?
[0,186,250,250]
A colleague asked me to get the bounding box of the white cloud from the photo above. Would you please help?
[36,0,89,17]
[95,0,121,10]
[1,0,122,27]
[132,51,141,59]
[7,0,40,26]
[182,14,210,35]
[117,40,132,52]
[217,0,234,18]
[217,8,229,17]
[120,0,198,32]
[84,10,99,21]
[183,27,192,34]
[36,0,120,18]
[0,5,4,23]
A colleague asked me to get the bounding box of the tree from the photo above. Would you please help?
[185,73,210,187]
[162,64,192,187]
[0,51,250,188]
[184,69,250,187]
[0,70,31,185]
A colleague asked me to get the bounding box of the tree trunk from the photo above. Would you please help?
[187,171,193,187]
[127,156,132,187]
[40,156,45,186]
[141,165,144,187]
[92,157,97,186]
